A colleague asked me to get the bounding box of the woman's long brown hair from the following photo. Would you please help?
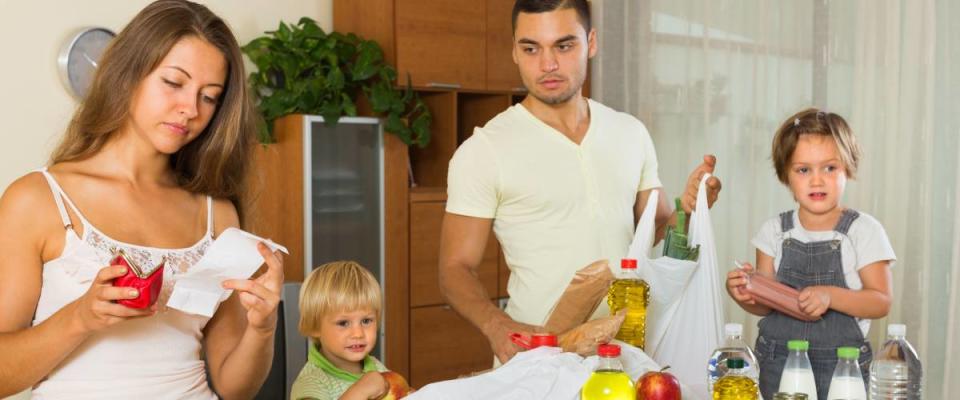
[50,0,257,225]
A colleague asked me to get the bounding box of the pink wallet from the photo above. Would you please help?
[744,272,819,321]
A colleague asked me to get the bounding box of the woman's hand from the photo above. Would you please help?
[69,264,156,334]
[726,262,755,305]
[221,242,285,336]
[798,286,832,318]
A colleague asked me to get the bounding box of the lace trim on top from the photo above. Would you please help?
[84,226,211,276]
[85,229,212,308]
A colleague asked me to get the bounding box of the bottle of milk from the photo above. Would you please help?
[826,347,866,400]
[778,340,817,400]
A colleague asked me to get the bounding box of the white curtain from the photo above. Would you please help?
[591,0,960,398]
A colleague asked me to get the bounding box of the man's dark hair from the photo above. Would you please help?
[512,0,591,34]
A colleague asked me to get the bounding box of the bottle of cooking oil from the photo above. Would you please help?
[713,358,759,400]
[607,258,649,349]
[581,343,635,400]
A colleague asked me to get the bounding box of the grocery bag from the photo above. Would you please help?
[404,347,591,400]
[404,342,704,400]
[628,174,724,399]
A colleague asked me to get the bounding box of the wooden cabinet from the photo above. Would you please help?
[335,0,525,91]
[409,305,493,387]
[396,0,486,89]
[486,0,524,91]
[409,199,498,308]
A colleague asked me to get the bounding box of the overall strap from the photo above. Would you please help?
[833,209,861,235]
[779,210,794,232]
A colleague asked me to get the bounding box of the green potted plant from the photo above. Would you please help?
[242,17,431,147]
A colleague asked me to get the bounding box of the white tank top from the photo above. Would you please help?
[30,169,218,400]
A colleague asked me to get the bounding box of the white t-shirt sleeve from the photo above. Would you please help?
[446,130,499,219]
[636,122,663,192]
[750,217,781,259]
[849,213,897,270]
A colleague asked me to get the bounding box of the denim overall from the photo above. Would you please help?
[755,209,872,400]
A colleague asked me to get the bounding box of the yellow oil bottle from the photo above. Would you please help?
[713,358,759,400]
[581,344,635,400]
[607,258,649,349]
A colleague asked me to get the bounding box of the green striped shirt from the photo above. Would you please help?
[290,343,387,400]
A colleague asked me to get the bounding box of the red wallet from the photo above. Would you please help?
[111,250,165,309]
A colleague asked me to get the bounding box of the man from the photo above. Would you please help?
[438,0,722,364]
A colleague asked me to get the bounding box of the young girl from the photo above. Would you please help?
[726,108,895,400]
[0,1,283,398]
[292,261,405,400]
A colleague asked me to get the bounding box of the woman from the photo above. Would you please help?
[0,1,282,398]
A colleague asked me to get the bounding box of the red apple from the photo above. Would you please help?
[379,371,412,400]
[636,366,681,400]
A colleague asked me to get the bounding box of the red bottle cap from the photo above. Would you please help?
[529,334,558,348]
[509,333,558,349]
[621,259,638,269]
[597,343,621,357]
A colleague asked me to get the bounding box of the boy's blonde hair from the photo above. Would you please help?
[298,261,382,337]
[772,108,862,185]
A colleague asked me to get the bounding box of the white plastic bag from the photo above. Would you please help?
[628,174,724,399]
[404,342,706,400]
[404,347,591,400]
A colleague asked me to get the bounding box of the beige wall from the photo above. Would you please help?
[0,0,332,190]
[0,2,332,398]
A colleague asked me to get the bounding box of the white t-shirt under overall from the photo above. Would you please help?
[751,209,897,337]
[446,99,662,326]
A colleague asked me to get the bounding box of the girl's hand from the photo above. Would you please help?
[726,263,755,305]
[221,243,285,336]
[70,264,156,334]
[798,286,831,318]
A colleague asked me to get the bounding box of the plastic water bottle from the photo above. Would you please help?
[607,258,649,349]
[708,323,759,394]
[581,343,635,400]
[778,340,817,400]
[826,347,866,400]
[869,324,922,399]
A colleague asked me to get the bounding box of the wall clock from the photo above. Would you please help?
[58,27,116,100]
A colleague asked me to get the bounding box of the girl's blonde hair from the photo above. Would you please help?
[298,261,382,336]
[772,108,862,185]
[50,0,257,224]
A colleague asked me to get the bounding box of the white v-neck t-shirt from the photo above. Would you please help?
[446,99,662,326]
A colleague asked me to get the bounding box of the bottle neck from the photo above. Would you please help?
[887,334,906,341]
[597,356,624,372]
[839,357,859,365]
[725,367,745,377]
